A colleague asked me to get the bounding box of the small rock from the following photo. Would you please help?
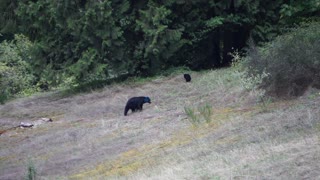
[41,118,53,122]
[20,122,34,128]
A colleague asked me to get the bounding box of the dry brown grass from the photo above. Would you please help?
[0,68,320,179]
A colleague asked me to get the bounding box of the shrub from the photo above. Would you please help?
[230,51,269,93]
[0,34,36,103]
[244,22,320,97]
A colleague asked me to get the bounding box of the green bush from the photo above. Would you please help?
[245,22,320,97]
[231,51,269,93]
[0,34,36,103]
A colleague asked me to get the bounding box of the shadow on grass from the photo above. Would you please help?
[59,66,192,98]
[59,74,130,97]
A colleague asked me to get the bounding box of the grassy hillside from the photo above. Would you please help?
[0,68,320,179]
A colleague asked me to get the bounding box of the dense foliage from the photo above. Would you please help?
[244,22,320,97]
[0,34,36,103]
[0,0,319,101]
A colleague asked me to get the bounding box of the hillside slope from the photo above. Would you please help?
[0,68,319,179]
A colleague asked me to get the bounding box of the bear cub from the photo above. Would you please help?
[124,96,151,116]
[184,74,191,82]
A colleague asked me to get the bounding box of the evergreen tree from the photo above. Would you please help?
[6,0,319,89]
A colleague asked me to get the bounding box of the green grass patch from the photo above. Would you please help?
[25,160,36,180]
[184,104,213,126]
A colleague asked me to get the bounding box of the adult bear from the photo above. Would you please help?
[184,74,191,82]
[124,96,151,116]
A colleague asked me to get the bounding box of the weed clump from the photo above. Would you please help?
[184,104,213,126]
[184,106,200,125]
[244,22,320,98]
[25,160,36,180]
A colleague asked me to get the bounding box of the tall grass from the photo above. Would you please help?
[184,104,213,126]
[184,106,200,125]
[198,104,212,123]
[25,160,36,180]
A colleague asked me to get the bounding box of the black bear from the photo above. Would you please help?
[184,74,191,82]
[124,96,151,116]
